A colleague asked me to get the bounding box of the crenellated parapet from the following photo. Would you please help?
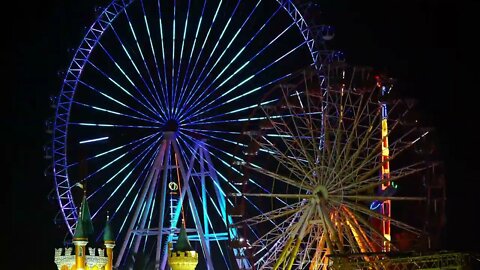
[167,242,199,270]
[54,247,75,270]
[169,250,199,260]
[54,246,108,270]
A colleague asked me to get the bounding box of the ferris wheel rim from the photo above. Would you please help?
[50,1,326,265]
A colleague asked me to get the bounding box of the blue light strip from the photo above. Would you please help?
[186,109,321,127]
[176,0,207,116]
[113,150,156,241]
[140,0,169,114]
[171,0,177,117]
[86,60,161,119]
[123,8,166,116]
[68,133,160,169]
[97,40,164,117]
[104,27,166,120]
[71,122,159,129]
[78,80,159,123]
[91,136,160,215]
[182,73,293,124]
[181,37,303,122]
[80,132,160,182]
[178,4,286,118]
[180,98,276,124]
[178,0,264,115]
[73,101,160,124]
[173,0,191,116]
[187,0,242,103]
[177,0,223,111]
[79,136,109,144]
[157,0,171,118]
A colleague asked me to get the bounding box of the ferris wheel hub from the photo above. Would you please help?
[163,119,179,132]
[313,185,328,203]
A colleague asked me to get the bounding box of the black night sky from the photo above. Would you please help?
[9,0,476,269]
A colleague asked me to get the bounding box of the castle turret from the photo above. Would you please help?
[55,191,110,270]
[103,214,115,270]
[72,203,88,269]
[167,226,198,270]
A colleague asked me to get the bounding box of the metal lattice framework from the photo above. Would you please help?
[328,252,470,270]
[227,65,436,269]
[50,0,335,269]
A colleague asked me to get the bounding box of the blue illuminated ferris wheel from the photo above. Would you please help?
[50,0,332,268]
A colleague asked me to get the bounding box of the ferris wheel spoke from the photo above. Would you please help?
[179,0,224,111]
[253,212,302,265]
[318,203,345,253]
[175,0,208,116]
[270,205,313,270]
[104,25,167,118]
[78,132,160,183]
[333,195,426,202]
[256,120,314,180]
[78,80,159,123]
[257,136,313,185]
[182,39,307,122]
[97,41,164,117]
[139,0,169,111]
[181,73,294,124]
[274,102,321,172]
[321,92,379,186]
[186,0,242,104]
[183,12,294,116]
[67,132,161,170]
[186,99,279,125]
[120,7,167,116]
[390,127,430,158]
[170,0,177,112]
[325,119,383,190]
[72,101,160,124]
[233,202,306,227]
[179,131,288,207]
[112,164,153,241]
[86,60,161,118]
[340,207,376,253]
[339,161,436,194]
[90,137,160,216]
[179,3,288,118]
[333,201,395,251]
[71,122,159,129]
[246,164,313,191]
[171,0,191,116]
[177,0,264,115]
[340,199,423,235]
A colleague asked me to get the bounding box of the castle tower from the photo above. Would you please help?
[72,193,93,270]
[54,191,111,270]
[167,226,198,270]
[103,214,115,270]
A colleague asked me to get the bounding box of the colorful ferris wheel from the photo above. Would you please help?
[48,0,335,269]
[226,63,438,269]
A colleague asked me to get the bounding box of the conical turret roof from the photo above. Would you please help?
[103,214,114,242]
[74,191,94,239]
[73,211,86,239]
[172,226,193,252]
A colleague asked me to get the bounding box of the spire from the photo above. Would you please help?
[172,226,193,252]
[73,211,86,239]
[103,213,114,242]
[75,190,94,239]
